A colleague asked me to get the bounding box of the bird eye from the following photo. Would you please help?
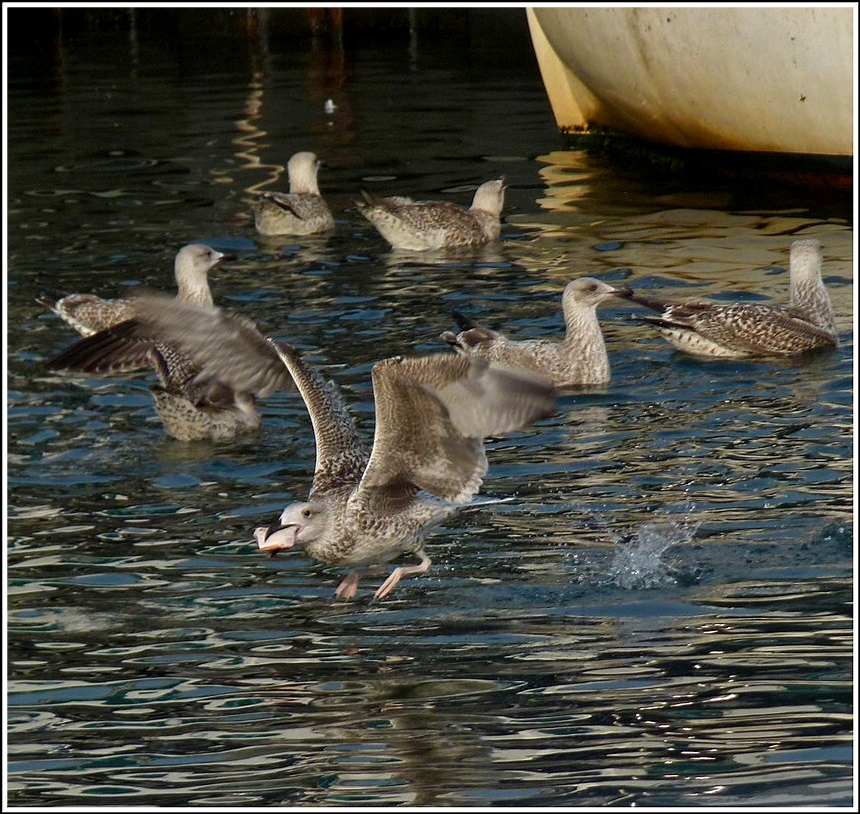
[301,508,312,518]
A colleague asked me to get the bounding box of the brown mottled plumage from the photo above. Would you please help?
[625,239,838,358]
[256,346,557,600]
[440,277,633,387]
[356,178,506,250]
[80,297,556,599]
[250,151,335,236]
[42,246,293,441]
[38,243,220,335]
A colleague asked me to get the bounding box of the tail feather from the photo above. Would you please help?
[356,188,382,208]
[631,314,680,330]
[439,330,462,349]
[36,289,71,311]
[451,310,481,331]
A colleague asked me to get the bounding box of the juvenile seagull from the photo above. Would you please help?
[38,243,222,336]
[624,238,838,358]
[440,277,633,387]
[42,245,293,441]
[250,151,335,236]
[74,298,557,599]
[356,177,506,251]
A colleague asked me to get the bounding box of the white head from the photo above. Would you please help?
[470,177,506,216]
[287,151,323,194]
[254,500,329,553]
[562,277,632,310]
[788,239,823,284]
[174,244,224,306]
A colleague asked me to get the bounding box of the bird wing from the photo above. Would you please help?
[45,296,296,398]
[265,341,370,497]
[646,301,837,355]
[356,353,557,506]
[261,191,323,222]
[392,202,482,236]
[38,292,136,337]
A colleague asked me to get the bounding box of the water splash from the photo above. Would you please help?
[608,516,699,589]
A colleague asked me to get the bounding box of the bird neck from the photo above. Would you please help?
[290,179,319,195]
[177,280,214,307]
[561,305,601,344]
[790,280,835,332]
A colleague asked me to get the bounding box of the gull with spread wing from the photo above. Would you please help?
[54,297,558,600]
[41,244,279,441]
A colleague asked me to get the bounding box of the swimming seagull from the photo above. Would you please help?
[440,277,633,387]
[37,243,222,336]
[355,178,506,251]
[623,238,838,358]
[250,151,335,236]
[42,245,295,441]
[68,298,557,599]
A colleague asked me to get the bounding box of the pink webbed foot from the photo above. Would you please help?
[334,571,361,601]
[373,550,432,600]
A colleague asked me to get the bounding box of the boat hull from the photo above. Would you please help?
[527,7,853,157]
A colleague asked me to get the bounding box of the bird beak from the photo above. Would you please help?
[254,523,299,554]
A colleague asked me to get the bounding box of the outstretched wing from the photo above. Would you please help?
[357,353,557,506]
[38,292,136,337]
[266,341,370,497]
[46,296,296,398]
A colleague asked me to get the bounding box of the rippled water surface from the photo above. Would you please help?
[6,10,855,809]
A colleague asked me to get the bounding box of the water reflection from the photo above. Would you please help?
[6,10,853,809]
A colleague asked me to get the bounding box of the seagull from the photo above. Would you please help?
[250,151,335,236]
[355,177,506,251]
[42,245,295,441]
[440,277,633,387]
[624,238,838,358]
[67,297,558,599]
[37,243,222,336]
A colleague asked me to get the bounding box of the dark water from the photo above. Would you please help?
[6,9,854,809]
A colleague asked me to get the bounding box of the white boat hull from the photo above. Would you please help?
[527,7,853,157]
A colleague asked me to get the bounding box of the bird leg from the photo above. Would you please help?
[334,571,362,600]
[373,550,432,600]
[334,565,387,601]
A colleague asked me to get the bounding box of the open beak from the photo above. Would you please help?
[254,523,299,555]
